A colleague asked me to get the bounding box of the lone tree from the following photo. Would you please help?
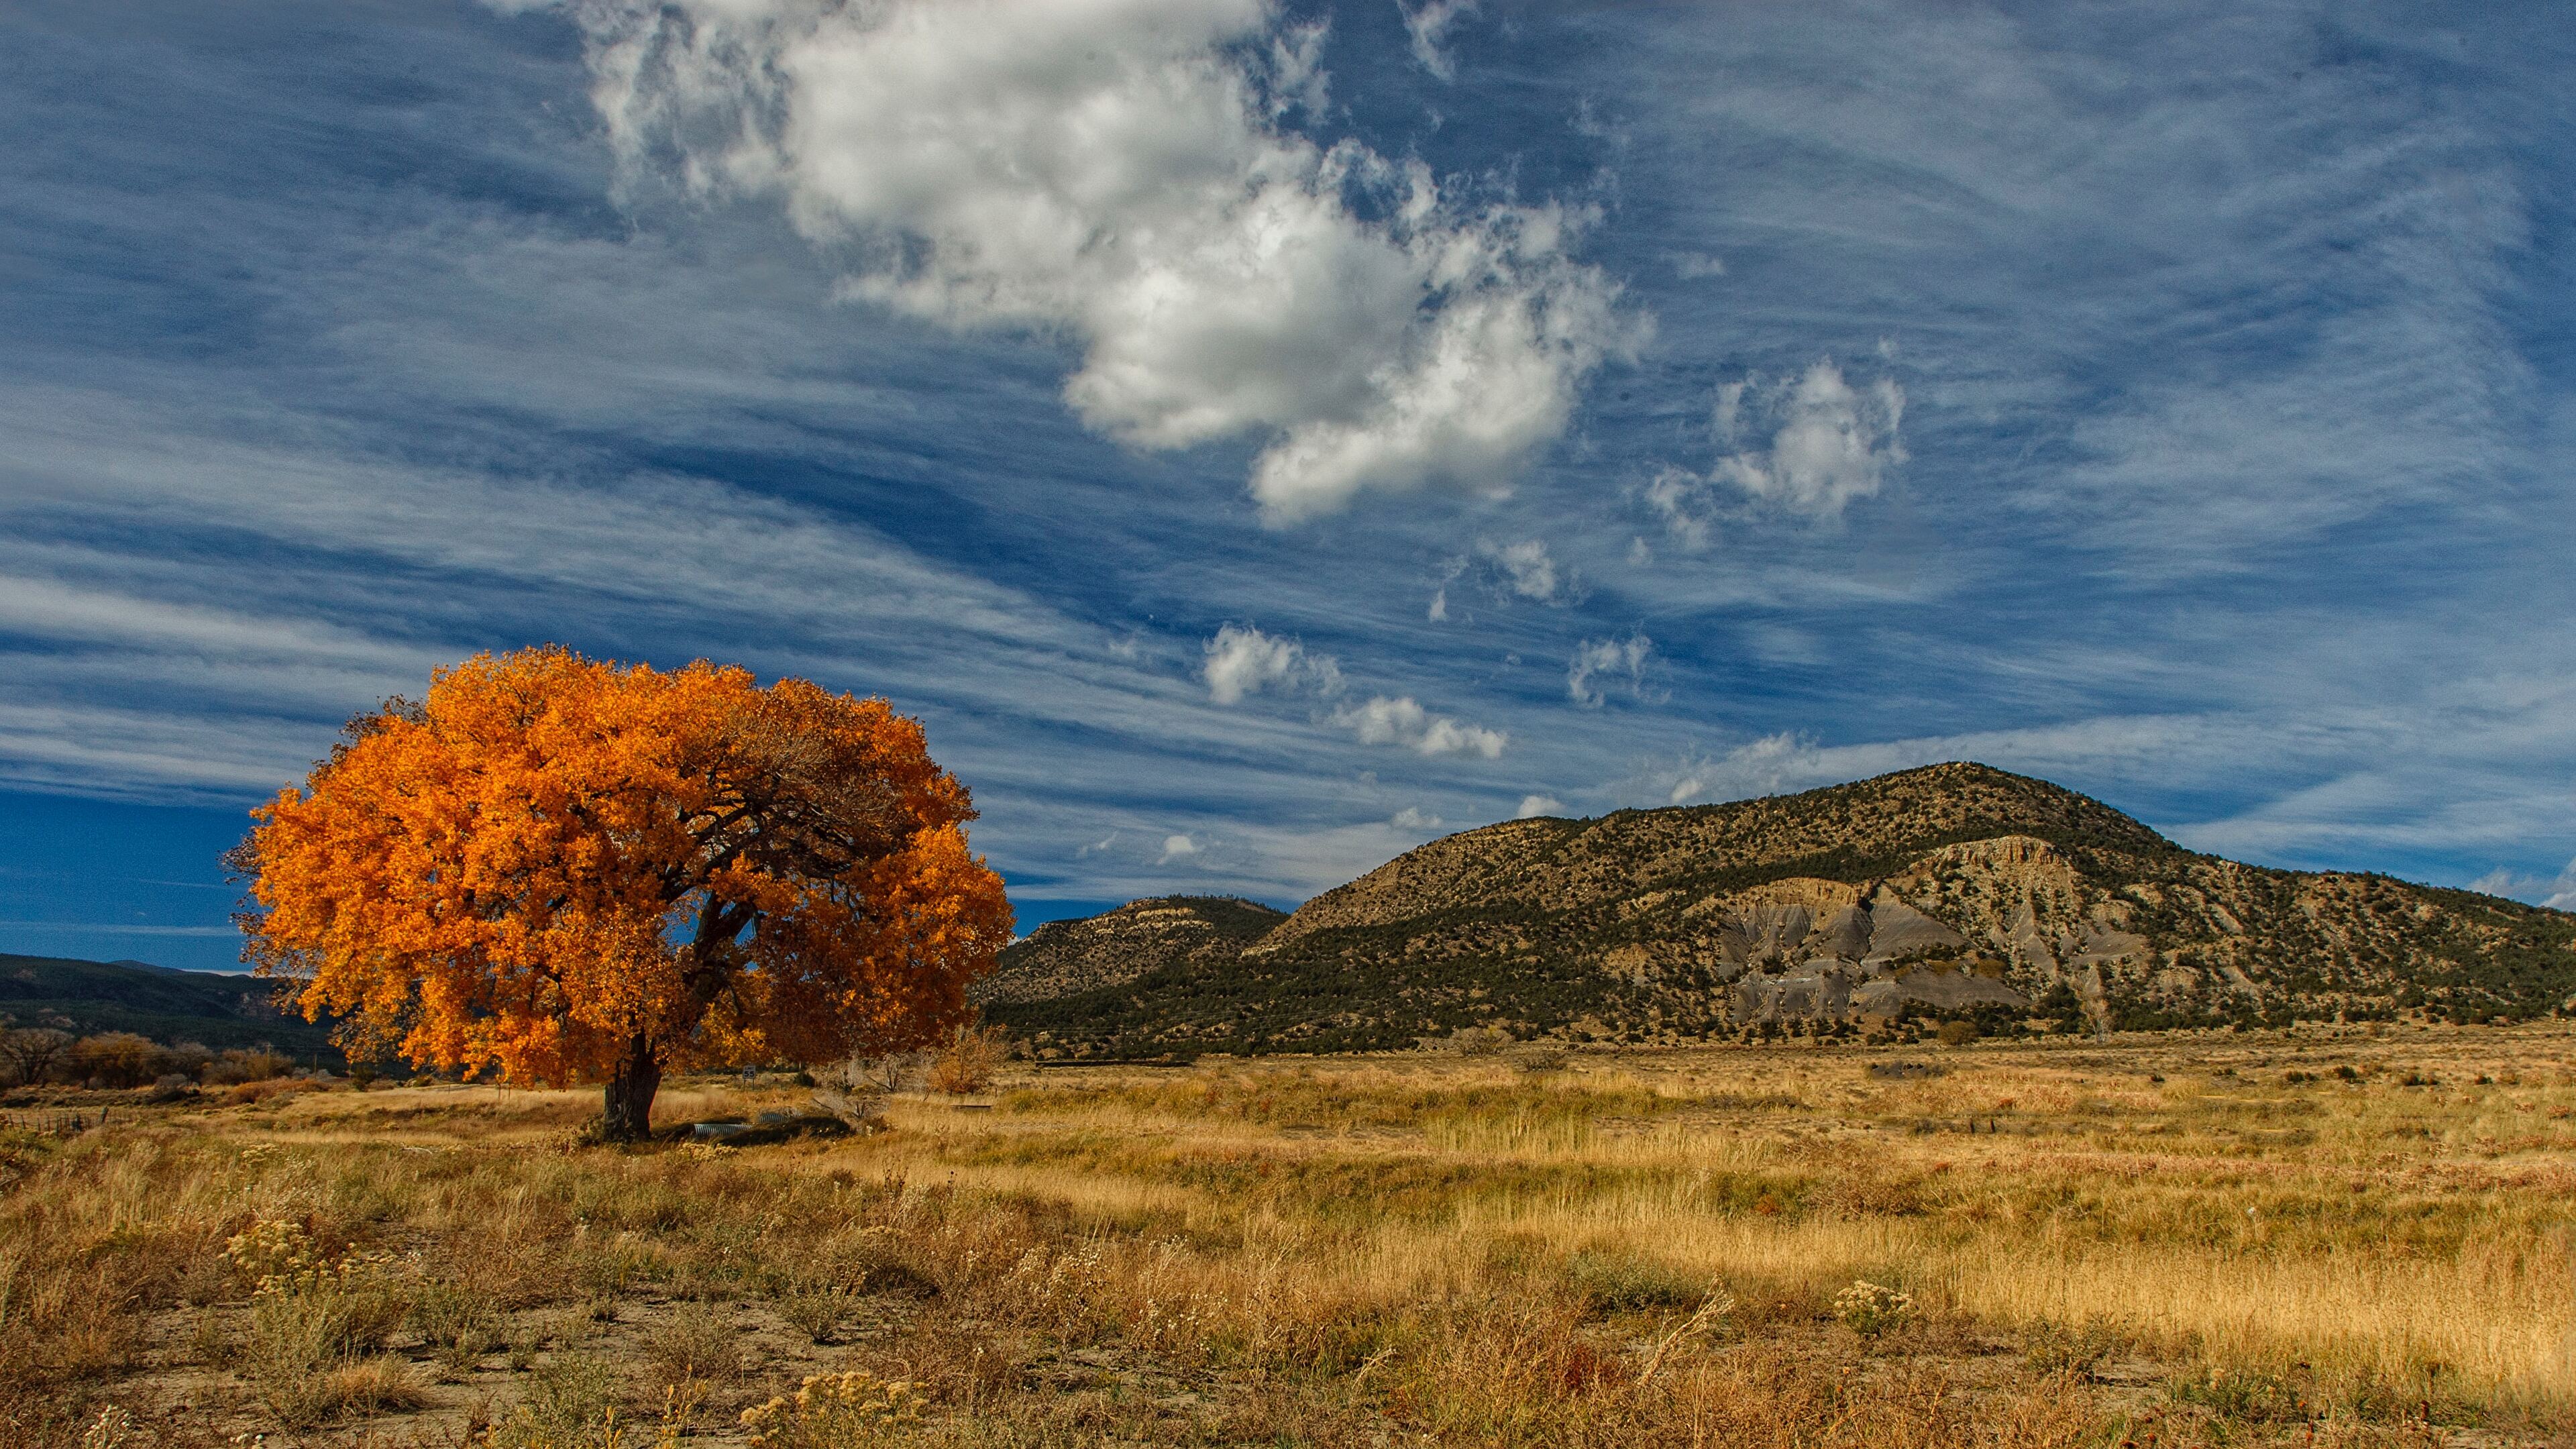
[233,647,1012,1140]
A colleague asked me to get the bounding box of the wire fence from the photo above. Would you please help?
[0,1108,109,1136]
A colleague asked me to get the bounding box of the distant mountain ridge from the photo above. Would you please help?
[984,764,2576,1056]
[0,952,339,1057]
[977,897,1287,1006]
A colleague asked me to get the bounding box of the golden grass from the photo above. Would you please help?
[0,1022,2569,1446]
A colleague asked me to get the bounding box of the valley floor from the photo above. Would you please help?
[5,1024,2574,1448]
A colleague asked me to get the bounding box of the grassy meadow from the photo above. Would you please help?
[4,1025,2574,1448]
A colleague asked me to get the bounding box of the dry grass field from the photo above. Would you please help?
[5,1024,2573,1448]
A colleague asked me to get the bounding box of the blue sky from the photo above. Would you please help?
[3,0,2572,973]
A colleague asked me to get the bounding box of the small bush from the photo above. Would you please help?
[241,1289,417,1424]
[224,1076,318,1106]
[643,1301,748,1391]
[1831,1279,1914,1337]
[810,1087,888,1132]
[740,1372,926,1449]
[779,1283,859,1344]
[483,1352,621,1447]
[1558,1250,1706,1313]
[2169,1364,2306,1422]
[205,1046,295,1085]
[407,1281,503,1377]
[926,1025,1004,1095]
[2023,1316,2125,1377]
[227,1218,415,1423]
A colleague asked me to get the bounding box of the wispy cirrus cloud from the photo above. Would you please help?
[1398,0,1481,80]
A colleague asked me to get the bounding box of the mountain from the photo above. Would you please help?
[0,953,341,1058]
[983,764,2576,1057]
[979,897,1289,1006]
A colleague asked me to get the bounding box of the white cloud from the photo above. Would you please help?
[1644,360,1904,538]
[1157,833,1199,864]
[1515,793,1562,818]
[1075,833,1118,858]
[1716,360,1905,518]
[1332,694,1506,758]
[1426,587,1448,623]
[1399,0,1481,81]
[1203,623,1340,704]
[1642,466,1715,549]
[1483,538,1562,602]
[1668,251,1726,279]
[1713,380,1748,443]
[567,0,1630,523]
[1566,632,1652,708]
[1390,805,1442,830]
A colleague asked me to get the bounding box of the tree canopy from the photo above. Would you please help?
[235,647,1012,1136]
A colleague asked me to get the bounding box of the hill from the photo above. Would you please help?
[978,897,1289,1006]
[0,952,341,1059]
[984,763,2576,1057]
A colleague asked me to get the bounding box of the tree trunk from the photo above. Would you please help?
[602,1033,661,1142]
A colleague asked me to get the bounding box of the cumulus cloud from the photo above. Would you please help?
[1566,632,1652,708]
[1390,805,1442,830]
[1440,538,1575,608]
[1515,793,1562,818]
[566,0,1630,522]
[1157,833,1199,864]
[1203,623,1340,704]
[1483,538,1562,602]
[1399,0,1481,80]
[1715,360,1906,518]
[1640,466,1712,549]
[1332,695,1506,758]
[1648,359,1904,536]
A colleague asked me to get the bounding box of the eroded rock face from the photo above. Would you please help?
[1711,882,2011,1024]
[1862,893,1970,964]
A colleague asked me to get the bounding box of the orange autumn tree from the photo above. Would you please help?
[233,647,1012,1140]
